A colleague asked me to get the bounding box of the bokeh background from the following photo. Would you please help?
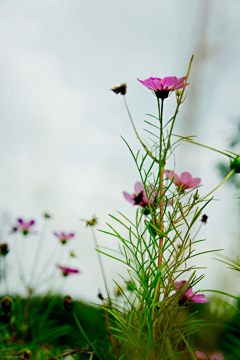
[0,0,239,304]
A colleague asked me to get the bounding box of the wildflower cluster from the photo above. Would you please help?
[106,59,234,359]
[1,57,238,360]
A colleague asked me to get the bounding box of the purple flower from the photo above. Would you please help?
[138,76,188,99]
[123,182,152,208]
[194,350,223,360]
[57,265,80,277]
[54,232,75,244]
[175,281,210,305]
[13,219,35,235]
[123,182,171,214]
[165,171,201,193]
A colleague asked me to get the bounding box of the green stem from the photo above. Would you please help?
[200,169,234,201]
[3,257,9,295]
[91,228,111,302]
[173,136,234,159]
[123,96,160,163]
[73,308,92,345]
[158,98,164,167]
[164,55,194,161]
[28,219,48,288]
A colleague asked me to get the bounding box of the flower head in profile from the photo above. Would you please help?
[57,265,80,277]
[123,182,150,208]
[123,182,159,215]
[63,295,75,311]
[175,280,210,306]
[80,215,98,227]
[123,182,171,214]
[0,243,9,257]
[194,350,223,360]
[86,215,98,227]
[138,76,188,99]
[12,219,35,236]
[54,232,74,245]
[111,83,127,95]
[165,171,201,193]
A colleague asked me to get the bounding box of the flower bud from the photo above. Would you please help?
[63,295,75,311]
[0,243,9,256]
[85,216,98,227]
[1,296,13,314]
[126,280,135,292]
[98,292,104,301]
[141,206,150,216]
[201,214,208,224]
[19,349,31,359]
[230,156,240,173]
[111,83,127,95]
[176,90,183,97]
[43,212,51,219]
[115,285,123,297]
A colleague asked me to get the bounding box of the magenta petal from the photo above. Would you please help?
[66,267,79,274]
[175,83,189,90]
[54,232,59,238]
[29,220,35,226]
[18,219,24,224]
[174,76,186,87]
[191,294,210,303]
[175,280,188,290]
[69,233,74,238]
[162,76,177,89]
[135,182,144,194]
[210,352,224,360]
[185,288,195,298]
[137,78,156,90]
[180,172,193,185]
[123,192,135,204]
[165,171,180,186]
[151,78,162,91]
[188,177,201,188]
[194,351,207,359]
[165,170,174,180]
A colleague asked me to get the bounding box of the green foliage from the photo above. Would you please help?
[0,295,107,359]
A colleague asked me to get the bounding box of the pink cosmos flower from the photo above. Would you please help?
[137,76,188,99]
[194,350,223,360]
[165,171,201,193]
[175,281,210,305]
[13,219,35,235]
[54,232,74,244]
[123,182,152,208]
[57,265,80,277]
[123,182,171,214]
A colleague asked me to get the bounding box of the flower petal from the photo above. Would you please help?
[165,171,180,186]
[135,182,144,194]
[123,192,135,204]
[180,172,193,185]
[191,294,210,303]
[187,177,201,188]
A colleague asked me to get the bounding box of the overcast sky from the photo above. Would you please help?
[0,0,240,303]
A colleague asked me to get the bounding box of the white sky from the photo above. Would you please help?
[0,0,240,303]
